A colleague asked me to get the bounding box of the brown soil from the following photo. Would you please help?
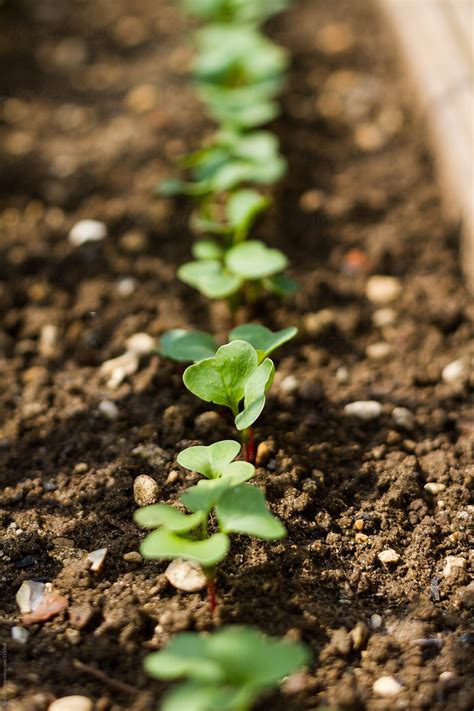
[0,1,473,710]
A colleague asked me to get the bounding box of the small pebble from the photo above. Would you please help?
[11,626,29,644]
[100,351,139,389]
[354,519,364,531]
[125,332,156,355]
[120,229,147,252]
[69,220,107,247]
[123,551,143,564]
[126,84,159,113]
[373,676,402,698]
[366,341,392,359]
[98,399,119,421]
[443,555,466,579]
[392,406,414,431]
[255,441,271,466]
[116,277,137,297]
[372,308,397,327]
[355,532,368,543]
[317,22,354,54]
[133,474,159,507]
[442,358,469,384]
[299,189,325,212]
[354,123,386,151]
[350,622,368,650]
[366,275,402,304]
[424,482,446,495]
[48,696,93,711]
[38,324,59,359]
[303,309,335,336]
[336,366,349,383]
[378,548,400,564]
[68,604,94,630]
[371,613,383,629]
[74,462,88,474]
[16,580,46,614]
[87,548,108,573]
[165,559,207,592]
[344,400,382,421]
[279,374,299,395]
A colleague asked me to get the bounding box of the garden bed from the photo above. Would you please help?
[0,0,472,710]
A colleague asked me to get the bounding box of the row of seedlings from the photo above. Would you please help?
[134,2,311,708]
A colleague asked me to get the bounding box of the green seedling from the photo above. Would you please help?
[157,130,286,197]
[159,323,297,364]
[144,625,310,711]
[182,0,291,25]
[192,189,270,244]
[178,239,295,303]
[183,340,275,460]
[135,440,285,610]
[159,329,218,363]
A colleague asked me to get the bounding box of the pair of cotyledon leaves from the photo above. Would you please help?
[160,322,297,364]
[134,440,285,567]
[182,0,291,25]
[145,625,309,711]
[179,238,295,300]
[192,188,269,244]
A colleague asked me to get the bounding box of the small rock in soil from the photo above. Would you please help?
[133,474,159,507]
[350,622,369,650]
[424,482,446,495]
[366,275,402,304]
[392,406,414,430]
[98,399,119,421]
[303,309,335,336]
[279,374,299,394]
[38,324,59,358]
[317,22,354,54]
[125,332,156,355]
[373,676,402,698]
[442,357,469,384]
[194,410,222,436]
[68,603,94,630]
[100,351,139,389]
[116,276,137,297]
[165,559,207,592]
[378,548,400,564]
[344,400,382,420]
[120,229,148,252]
[48,696,93,711]
[443,555,466,579]
[255,441,272,466]
[299,189,325,212]
[86,547,108,573]
[11,626,28,644]
[370,613,383,629]
[68,220,107,247]
[336,366,349,383]
[125,84,159,113]
[372,307,397,327]
[123,551,143,564]
[16,580,46,613]
[366,341,392,359]
[22,592,68,625]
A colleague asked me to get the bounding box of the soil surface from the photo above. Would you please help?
[0,1,473,710]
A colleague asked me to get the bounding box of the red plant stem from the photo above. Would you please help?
[207,579,217,614]
[243,427,255,463]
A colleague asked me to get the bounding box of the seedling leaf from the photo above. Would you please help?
[145,635,221,682]
[229,323,297,359]
[178,260,241,299]
[235,357,275,430]
[181,461,254,513]
[264,273,299,295]
[216,484,286,539]
[177,440,241,479]
[134,504,205,533]
[226,189,269,241]
[192,240,225,260]
[161,681,242,711]
[183,340,258,415]
[140,529,230,567]
[225,240,288,280]
[160,329,218,362]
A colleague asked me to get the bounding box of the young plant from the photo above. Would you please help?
[183,340,275,460]
[182,0,291,25]
[134,440,285,610]
[144,625,309,711]
[158,323,297,364]
[192,188,270,244]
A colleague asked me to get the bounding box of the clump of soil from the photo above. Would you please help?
[0,1,472,710]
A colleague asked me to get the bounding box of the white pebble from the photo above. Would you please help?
[372,308,397,327]
[38,324,59,359]
[366,275,401,304]
[86,547,108,573]
[116,277,137,297]
[68,219,107,247]
[424,482,446,495]
[443,555,466,579]
[378,548,400,564]
[344,400,382,420]
[125,332,156,355]
[16,580,46,614]
[48,696,93,711]
[133,474,159,507]
[392,406,414,430]
[373,676,402,698]
[100,351,139,389]
[366,341,392,359]
[336,366,349,383]
[279,374,299,395]
[165,559,207,592]
[370,613,383,629]
[98,399,119,421]
[442,358,468,384]
[11,626,29,644]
